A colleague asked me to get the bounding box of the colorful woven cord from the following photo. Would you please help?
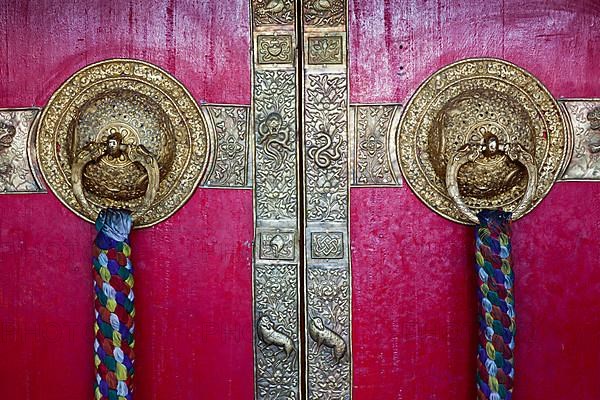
[93,209,135,400]
[475,210,515,400]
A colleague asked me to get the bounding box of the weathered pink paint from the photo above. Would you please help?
[1,0,600,399]
[0,1,254,399]
[350,1,600,399]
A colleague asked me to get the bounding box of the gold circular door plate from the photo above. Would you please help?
[397,58,571,225]
[37,59,214,228]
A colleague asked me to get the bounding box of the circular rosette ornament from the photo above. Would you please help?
[36,59,214,228]
[397,58,570,224]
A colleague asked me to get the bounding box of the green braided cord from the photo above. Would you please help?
[475,210,515,400]
[93,209,135,400]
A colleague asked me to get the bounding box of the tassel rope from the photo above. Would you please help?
[475,210,515,400]
[92,209,135,400]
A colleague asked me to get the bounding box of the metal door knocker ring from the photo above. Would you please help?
[446,135,538,224]
[71,129,160,218]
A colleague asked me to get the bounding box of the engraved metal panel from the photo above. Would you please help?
[560,99,600,181]
[252,2,301,399]
[349,104,403,187]
[302,1,352,398]
[311,232,344,259]
[0,108,45,193]
[259,230,296,260]
[257,35,294,64]
[307,36,344,65]
[303,0,346,27]
[255,263,299,400]
[253,0,295,26]
[202,105,250,188]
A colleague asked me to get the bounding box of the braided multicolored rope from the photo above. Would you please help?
[93,209,135,400]
[475,210,515,400]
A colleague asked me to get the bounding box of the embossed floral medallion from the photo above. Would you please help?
[397,58,569,224]
[36,59,213,228]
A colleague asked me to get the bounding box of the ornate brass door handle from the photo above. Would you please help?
[71,136,160,218]
[446,135,538,223]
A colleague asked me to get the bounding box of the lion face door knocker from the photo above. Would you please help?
[35,59,213,399]
[37,59,213,228]
[398,58,570,225]
[398,58,570,400]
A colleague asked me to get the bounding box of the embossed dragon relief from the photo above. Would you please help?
[254,70,298,220]
[305,74,348,223]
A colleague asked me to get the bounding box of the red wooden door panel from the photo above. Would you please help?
[0,1,254,399]
[350,1,600,399]
[1,1,599,399]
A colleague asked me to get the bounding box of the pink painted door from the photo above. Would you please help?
[0,1,255,399]
[350,1,600,399]
[0,1,599,400]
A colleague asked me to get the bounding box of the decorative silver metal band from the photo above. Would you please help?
[0,108,45,194]
[3,100,599,195]
[302,1,352,399]
[251,1,301,399]
[559,99,600,181]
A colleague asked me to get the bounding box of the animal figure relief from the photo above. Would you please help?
[0,121,16,151]
[259,0,285,15]
[588,107,600,131]
[258,112,290,169]
[308,130,343,169]
[257,316,295,360]
[308,317,347,363]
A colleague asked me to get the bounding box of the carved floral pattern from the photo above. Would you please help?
[354,105,397,185]
[254,70,298,220]
[255,263,299,400]
[0,110,44,193]
[205,106,249,187]
[305,74,348,222]
[308,36,343,65]
[307,267,351,399]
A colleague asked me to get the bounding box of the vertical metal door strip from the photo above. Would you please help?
[301,1,352,399]
[251,0,351,399]
[251,1,302,399]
